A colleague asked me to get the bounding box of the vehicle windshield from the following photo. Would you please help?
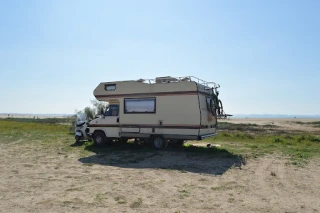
[104,104,119,116]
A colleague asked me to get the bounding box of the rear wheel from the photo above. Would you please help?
[152,136,168,149]
[93,131,107,146]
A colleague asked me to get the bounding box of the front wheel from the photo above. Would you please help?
[152,136,168,149]
[93,131,107,146]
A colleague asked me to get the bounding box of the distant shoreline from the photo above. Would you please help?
[231,115,320,119]
[0,114,72,119]
[1,113,320,119]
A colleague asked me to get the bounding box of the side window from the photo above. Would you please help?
[206,97,211,110]
[124,98,156,113]
[105,104,119,116]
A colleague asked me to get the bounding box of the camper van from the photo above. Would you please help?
[87,76,223,149]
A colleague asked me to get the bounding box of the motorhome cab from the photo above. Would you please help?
[87,76,223,149]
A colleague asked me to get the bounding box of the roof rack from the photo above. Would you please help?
[136,76,220,89]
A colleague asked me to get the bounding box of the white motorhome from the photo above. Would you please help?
[87,76,224,149]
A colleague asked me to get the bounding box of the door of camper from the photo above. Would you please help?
[101,101,120,137]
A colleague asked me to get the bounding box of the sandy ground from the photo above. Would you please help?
[0,117,319,212]
[0,140,319,212]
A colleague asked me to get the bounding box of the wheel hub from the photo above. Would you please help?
[154,138,163,148]
[96,136,102,144]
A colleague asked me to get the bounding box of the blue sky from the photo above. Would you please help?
[0,0,319,115]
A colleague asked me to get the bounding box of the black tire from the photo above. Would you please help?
[93,131,107,146]
[152,136,168,149]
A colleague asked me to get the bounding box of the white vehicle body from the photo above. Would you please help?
[74,112,90,143]
[87,76,223,149]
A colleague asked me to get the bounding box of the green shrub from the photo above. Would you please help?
[273,138,283,143]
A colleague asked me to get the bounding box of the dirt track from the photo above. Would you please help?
[0,139,319,213]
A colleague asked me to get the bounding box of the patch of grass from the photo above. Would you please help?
[0,120,90,158]
[179,143,233,156]
[263,124,278,128]
[177,189,190,199]
[297,135,306,142]
[218,122,259,131]
[129,198,143,208]
[248,144,259,149]
[210,186,220,190]
[114,196,127,204]
[310,121,320,127]
[83,163,94,166]
[208,131,320,164]
[62,200,73,205]
[211,181,244,191]
[228,197,235,203]
[293,121,304,125]
[273,137,283,143]
[218,122,280,133]
[284,135,294,140]
[0,120,69,137]
[66,187,83,192]
[2,117,73,124]
[305,135,320,143]
[1,119,319,169]
[293,121,320,128]
[95,193,108,202]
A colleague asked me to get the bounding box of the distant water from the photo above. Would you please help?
[0,113,74,117]
[1,113,320,119]
[232,114,320,119]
